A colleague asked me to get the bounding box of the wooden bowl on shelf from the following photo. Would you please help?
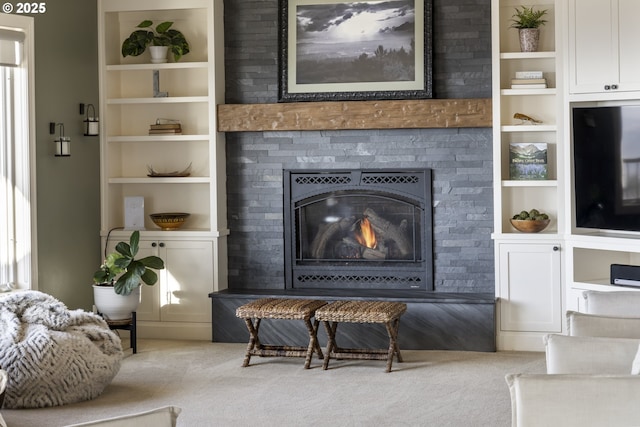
[149,212,190,230]
[510,219,550,233]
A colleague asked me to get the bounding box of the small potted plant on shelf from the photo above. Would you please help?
[121,20,190,63]
[510,5,548,53]
[93,230,165,320]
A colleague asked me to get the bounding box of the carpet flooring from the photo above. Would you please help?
[1,339,545,426]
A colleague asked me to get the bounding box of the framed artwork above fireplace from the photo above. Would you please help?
[278,0,433,102]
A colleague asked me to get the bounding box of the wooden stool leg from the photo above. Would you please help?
[242,317,261,367]
[384,318,402,372]
[391,318,403,363]
[322,321,338,370]
[303,318,323,369]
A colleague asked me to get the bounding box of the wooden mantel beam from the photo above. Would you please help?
[217,98,492,132]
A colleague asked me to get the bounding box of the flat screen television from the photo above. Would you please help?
[572,104,640,233]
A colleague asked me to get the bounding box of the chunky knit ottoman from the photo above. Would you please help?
[0,291,123,408]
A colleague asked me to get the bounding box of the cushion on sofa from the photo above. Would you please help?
[0,368,5,408]
[566,310,640,339]
[0,369,6,427]
[582,290,640,317]
[64,406,181,427]
[632,344,640,375]
[506,373,640,427]
[544,334,640,374]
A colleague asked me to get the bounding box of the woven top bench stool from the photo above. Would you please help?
[314,300,407,372]
[235,298,327,369]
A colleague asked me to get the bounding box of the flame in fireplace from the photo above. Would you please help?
[355,217,377,249]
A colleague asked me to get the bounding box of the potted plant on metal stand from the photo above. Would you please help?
[510,5,548,53]
[121,20,190,63]
[93,230,165,320]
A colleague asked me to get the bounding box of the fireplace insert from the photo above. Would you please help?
[284,169,433,291]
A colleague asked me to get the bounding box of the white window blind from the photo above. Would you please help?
[0,28,23,67]
[0,18,34,291]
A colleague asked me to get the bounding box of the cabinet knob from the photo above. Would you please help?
[553,246,559,251]
[151,242,157,248]
[611,84,619,90]
[159,242,165,248]
[604,85,611,90]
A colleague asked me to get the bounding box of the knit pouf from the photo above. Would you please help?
[0,291,123,408]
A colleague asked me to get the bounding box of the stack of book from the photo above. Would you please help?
[511,71,547,89]
[149,122,182,135]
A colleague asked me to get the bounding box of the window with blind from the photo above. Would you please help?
[0,15,35,291]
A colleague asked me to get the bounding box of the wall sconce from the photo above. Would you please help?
[81,103,99,136]
[50,122,70,157]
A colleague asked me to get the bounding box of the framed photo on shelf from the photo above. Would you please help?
[509,143,548,180]
[278,0,433,102]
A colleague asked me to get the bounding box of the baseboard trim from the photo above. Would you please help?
[138,321,211,341]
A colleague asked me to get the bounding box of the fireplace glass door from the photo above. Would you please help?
[296,191,422,263]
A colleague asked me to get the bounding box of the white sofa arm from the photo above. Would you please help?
[506,374,640,427]
[567,310,640,339]
[544,334,639,374]
[583,290,640,317]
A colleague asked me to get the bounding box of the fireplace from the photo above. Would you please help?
[284,169,433,291]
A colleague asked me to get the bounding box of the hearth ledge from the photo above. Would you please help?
[209,288,495,304]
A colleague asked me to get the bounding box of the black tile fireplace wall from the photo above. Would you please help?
[223,0,493,294]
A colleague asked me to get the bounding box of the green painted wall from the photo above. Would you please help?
[33,0,100,310]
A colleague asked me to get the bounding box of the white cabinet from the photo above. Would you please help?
[136,239,213,324]
[104,237,214,339]
[569,0,640,95]
[98,0,228,339]
[498,243,562,332]
[492,0,564,350]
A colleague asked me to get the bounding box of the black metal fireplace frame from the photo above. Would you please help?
[284,169,434,291]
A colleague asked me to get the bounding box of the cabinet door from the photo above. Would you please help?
[160,240,213,323]
[617,0,640,91]
[569,0,616,94]
[134,240,162,322]
[104,238,161,322]
[499,243,562,332]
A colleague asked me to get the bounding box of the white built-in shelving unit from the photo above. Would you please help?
[492,0,564,351]
[98,0,227,340]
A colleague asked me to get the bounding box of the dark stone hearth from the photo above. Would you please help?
[210,290,495,351]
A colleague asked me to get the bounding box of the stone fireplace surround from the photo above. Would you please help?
[210,113,496,351]
[210,0,496,351]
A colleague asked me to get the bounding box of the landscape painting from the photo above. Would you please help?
[278,0,432,102]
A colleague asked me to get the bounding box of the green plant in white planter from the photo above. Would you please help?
[121,20,190,62]
[93,231,165,320]
[93,230,165,295]
[510,6,548,52]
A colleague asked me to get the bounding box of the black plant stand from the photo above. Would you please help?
[102,312,137,354]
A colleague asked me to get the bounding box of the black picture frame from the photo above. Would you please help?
[278,0,433,102]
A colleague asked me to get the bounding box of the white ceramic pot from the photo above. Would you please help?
[93,284,140,320]
[149,45,169,64]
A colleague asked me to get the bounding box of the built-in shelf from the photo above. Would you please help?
[502,180,558,187]
[500,51,556,59]
[107,96,208,104]
[106,62,208,71]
